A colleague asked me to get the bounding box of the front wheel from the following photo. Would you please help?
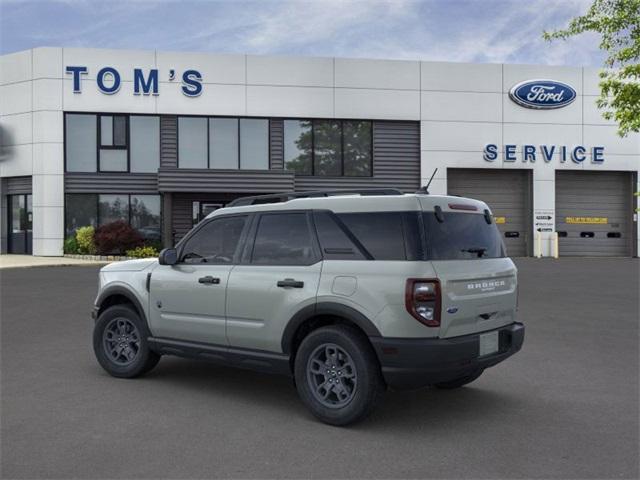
[93,304,160,378]
[294,325,384,426]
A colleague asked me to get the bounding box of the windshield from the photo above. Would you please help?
[423,212,505,260]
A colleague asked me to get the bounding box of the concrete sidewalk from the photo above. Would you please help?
[0,254,109,269]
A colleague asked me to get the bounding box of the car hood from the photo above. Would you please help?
[101,258,158,272]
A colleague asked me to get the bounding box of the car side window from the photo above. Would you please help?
[180,215,247,264]
[251,213,317,265]
[313,211,367,260]
[337,212,408,260]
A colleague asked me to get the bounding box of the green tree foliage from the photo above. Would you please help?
[543,0,640,136]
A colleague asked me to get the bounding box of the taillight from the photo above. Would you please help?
[405,279,441,327]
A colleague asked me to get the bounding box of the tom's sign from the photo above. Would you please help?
[65,66,203,97]
[509,79,576,109]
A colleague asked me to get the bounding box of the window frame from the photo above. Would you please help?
[176,115,271,170]
[64,112,161,174]
[240,211,322,266]
[97,114,129,172]
[284,118,373,177]
[175,213,251,265]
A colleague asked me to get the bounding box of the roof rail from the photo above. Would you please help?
[226,188,404,207]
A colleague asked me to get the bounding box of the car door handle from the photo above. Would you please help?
[277,278,304,288]
[198,276,220,285]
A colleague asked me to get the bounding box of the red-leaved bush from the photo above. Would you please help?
[94,220,143,255]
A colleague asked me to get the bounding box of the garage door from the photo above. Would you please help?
[448,169,531,257]
[555,171,634,257]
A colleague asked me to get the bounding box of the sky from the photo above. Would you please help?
[0,0,604,66]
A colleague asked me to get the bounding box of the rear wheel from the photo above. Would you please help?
[434,369,483,389]
[294,325,384,426]
[93,304,160,378]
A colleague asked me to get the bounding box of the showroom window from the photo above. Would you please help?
[66,114,97,172]
[65,113,160,173]
[65,193,161,244]
[283,120,312,175]
[284,119,372,176]
[178,116,269,170]
[130,116,161,173]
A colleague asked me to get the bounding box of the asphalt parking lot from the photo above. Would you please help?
[1,258,638,479]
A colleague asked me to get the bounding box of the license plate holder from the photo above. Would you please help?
[479,331,499,357]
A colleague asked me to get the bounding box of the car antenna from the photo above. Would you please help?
[416,168,438,194]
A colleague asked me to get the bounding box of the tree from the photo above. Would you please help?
[543,0,640,136]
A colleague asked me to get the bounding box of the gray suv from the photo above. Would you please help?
[92,189,524,425]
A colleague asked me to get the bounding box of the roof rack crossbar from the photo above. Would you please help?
[227,188,404,207]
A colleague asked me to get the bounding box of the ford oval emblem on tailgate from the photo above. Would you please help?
[446,307,459,314]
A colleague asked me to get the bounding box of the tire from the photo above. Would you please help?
[93,304,160,378]
[294,325,384,426]
[434,369,483,389]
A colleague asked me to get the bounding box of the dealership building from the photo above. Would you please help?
[0,47,638,257]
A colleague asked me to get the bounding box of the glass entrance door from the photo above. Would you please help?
[8,194,32,254]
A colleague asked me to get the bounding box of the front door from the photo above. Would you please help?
[8,194,32,254]
[148,214,249,345]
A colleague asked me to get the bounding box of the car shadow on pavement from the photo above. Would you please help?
[132,356,525,430]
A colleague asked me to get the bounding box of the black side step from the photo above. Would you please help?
[147,337,291,376]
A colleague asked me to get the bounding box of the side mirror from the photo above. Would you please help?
[158,248,178,266]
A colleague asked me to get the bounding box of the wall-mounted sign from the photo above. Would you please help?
[494,216,506,224]
[483,144,604,164]
[566,217,608,225]
[65,66,203,97]
[534,210,554,232]
[509,79,577,109]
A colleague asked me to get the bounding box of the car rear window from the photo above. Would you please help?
[423,212,505,260]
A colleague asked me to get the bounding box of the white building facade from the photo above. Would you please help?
[1,47,638,257]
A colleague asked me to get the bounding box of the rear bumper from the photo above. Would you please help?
[370,322,525,390]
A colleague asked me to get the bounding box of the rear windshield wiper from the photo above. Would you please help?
[461,247,487,258]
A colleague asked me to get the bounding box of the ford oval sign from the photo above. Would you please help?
[509,79,577,109]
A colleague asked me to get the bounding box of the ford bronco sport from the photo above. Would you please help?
[92,189,524,425]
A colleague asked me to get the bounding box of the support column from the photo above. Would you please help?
[635,171,639,257]
[162,192,173,248]
[532,168,555,258]
[0,179,7,254]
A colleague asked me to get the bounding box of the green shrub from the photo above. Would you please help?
[125,245,159,259]
[63,236,79,254]
[76,226,97,255]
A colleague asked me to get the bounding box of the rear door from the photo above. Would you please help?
[422,209,518,338]
[226,211,322,352]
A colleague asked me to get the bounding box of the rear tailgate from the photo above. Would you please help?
[432,258,517,338]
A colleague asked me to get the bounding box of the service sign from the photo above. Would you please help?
[534,210,554,232]
[509,79,577,109]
